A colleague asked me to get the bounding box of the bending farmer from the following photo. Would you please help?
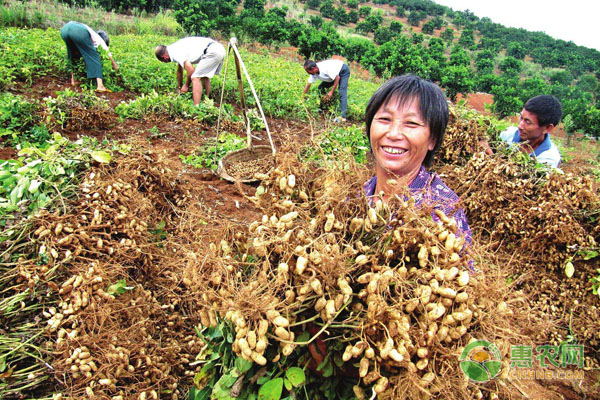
[155,37,226,105]
[303,59,350,122]
[60,21,118,92]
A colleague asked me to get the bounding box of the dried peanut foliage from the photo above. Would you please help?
[319,94,336,112]
[44,91,114,132]
[180,150,533,399]
[437,127,600,368]
[434,107,491,166]
[15,151,207,399]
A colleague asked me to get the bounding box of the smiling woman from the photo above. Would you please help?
[363,74,472,244]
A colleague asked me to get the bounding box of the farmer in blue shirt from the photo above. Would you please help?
[481,95,562,168]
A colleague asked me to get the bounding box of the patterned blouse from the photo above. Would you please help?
[363,166,472,245]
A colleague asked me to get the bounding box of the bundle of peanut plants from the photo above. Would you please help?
[181,150,530,399]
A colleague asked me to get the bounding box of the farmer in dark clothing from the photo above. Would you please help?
[60,21,118,92]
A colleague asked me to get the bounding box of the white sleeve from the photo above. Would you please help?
[499,127,517,143]
[535,145,561,168]
[86,27,112,57]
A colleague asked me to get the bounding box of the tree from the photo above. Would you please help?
[308,15,323,29]
[506,42,526,60]
[428,38,447,82]
[421,20,435,35]
[440,28,454,44]
[365,36,433,79]
[441,65,474,102]
[348,10,359,24]
[490,77,522,118]
[320,0,335,19]
[343,36,377,64]
[478,37,502,52]
[346,0,358,8]
[173,0,237,36]
[549,70,573,86]
[306,0,321,10]
[243,0,265,18]
[562,114,574,145]
[498,56,523,76]
[407,10,424,27]
[576,74,599,97]
[333,6,350,25]
[354,21,370,34]
[449,45,470,68]
[458,28,475,49]
[475,57,494,74]
[254,7,289,47]
[476,73,499,93]
[297,23,342,60]
[355,14,382,33]
[358,6,371,18]
[374,27,394,45]
[286,19,303,47]
[520,76,549,103]
[411,33,424,45]
[476,49,496,63]
[389,21,402,34]
[584,106,600,138]
[431,16,445,30]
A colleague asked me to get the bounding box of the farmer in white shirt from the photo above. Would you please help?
[155,37,226,105]
[303,59,351,122]
[60,21,118,92]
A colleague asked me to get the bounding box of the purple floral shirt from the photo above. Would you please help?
[363,166,472,245]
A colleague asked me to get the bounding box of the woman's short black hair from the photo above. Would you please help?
[96,30,109,47]
[365,74,449,168]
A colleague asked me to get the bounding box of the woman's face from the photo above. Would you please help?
[370,96,434,184]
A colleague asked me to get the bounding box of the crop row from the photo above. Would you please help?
[0,27,382,121]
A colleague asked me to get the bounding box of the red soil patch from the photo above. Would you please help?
[456,92,494,114]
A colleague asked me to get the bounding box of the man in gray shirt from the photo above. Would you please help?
[155,37,225,105]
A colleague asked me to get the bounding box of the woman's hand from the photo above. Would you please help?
[180,84,189,93]
[111,59,119,71]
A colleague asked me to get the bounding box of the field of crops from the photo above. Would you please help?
[1,25,600,400]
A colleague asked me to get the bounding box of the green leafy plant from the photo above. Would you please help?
[189,321,338,400]
[115,91,226,123]
[0,92,40,132]
[180,132,245,171]
[106,279,135,296]
[246,108,266,131]
[0,132,110,226]
[300,125,370,164]
[0,92,51,146]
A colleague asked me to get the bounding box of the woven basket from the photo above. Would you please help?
[217,145,274,183]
